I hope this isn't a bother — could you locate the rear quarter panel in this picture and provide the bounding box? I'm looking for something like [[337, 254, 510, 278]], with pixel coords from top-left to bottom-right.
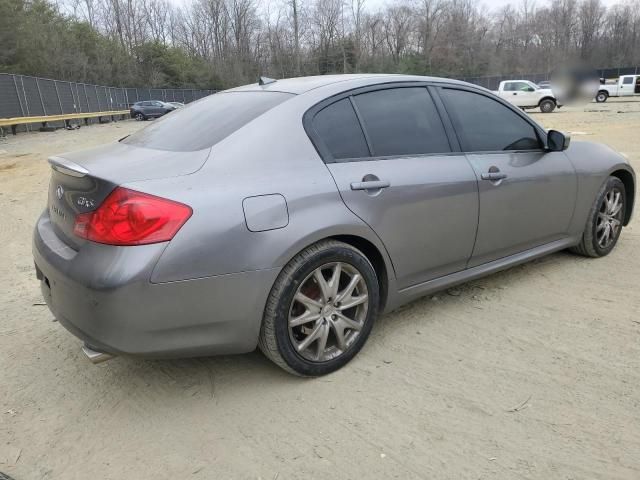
[[122, 89, 396, 291]]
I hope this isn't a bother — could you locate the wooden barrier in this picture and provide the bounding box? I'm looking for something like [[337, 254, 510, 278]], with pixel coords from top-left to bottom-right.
[[0, 110, 130, 135]]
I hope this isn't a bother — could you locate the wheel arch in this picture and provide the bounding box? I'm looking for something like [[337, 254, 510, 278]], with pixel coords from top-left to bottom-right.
[[330, 234, 390, 312], [611, 168, 635, 225], [273, 228, 394, 313], [538, 96, 556, 106]]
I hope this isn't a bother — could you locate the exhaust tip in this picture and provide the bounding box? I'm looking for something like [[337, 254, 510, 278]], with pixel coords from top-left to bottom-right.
[[82, 345, 115, 364]]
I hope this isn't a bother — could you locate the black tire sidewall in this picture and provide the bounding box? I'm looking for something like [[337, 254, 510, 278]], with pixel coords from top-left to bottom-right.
[[596, 92, 607, 103], [273, 246, 379, 376], [589, 177, 626, 256], [540, 99, 555, 113]]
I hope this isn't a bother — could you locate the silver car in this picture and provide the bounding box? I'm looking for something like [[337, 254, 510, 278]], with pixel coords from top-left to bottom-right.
[[33, 74, 635, 376]]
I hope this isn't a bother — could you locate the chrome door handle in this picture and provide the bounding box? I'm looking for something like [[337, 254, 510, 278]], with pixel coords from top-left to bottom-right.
[[481, 172, 507, 181], [350, 180, 390, 190]]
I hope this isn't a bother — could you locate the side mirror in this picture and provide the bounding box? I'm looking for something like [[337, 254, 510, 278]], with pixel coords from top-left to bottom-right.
[[527, 87, 535, 92], [547, 130, 570, 151]]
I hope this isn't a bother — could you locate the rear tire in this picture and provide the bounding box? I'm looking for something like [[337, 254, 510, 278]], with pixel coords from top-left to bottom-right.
[[570, 176, 626, 258], [134, 112, 145, 121], [539, 98, 556, 113], [595, 91, 608, 103], [259, 240, 379, 376]]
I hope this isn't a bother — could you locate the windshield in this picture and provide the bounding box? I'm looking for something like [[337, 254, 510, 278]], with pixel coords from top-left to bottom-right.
[[122, 91, 293, 152]]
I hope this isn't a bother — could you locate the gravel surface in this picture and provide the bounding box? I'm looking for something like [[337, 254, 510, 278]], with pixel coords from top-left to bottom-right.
[[1, 100, 639, 479]]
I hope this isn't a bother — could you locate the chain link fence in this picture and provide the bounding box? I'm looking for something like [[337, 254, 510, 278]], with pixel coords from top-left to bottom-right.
[[3, 66, 640, 127], [459, 66, 640, 90], [0, 73, 217, 127]]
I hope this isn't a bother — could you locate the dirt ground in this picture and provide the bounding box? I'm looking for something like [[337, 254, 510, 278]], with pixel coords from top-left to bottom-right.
[[1, 99, 639, 480]]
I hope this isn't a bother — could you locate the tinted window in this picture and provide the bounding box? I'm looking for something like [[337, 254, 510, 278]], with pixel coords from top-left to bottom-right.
[[504, 82, 534, 92], [440, 88, 541, 151], [353, 87, 450, 157], [623, 76, 634, 84], [313, 98, 370, 160], [123, 91, 292, 152]]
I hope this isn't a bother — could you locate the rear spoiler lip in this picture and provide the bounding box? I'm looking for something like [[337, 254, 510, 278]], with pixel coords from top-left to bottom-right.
[[48, 156, 89, 178]]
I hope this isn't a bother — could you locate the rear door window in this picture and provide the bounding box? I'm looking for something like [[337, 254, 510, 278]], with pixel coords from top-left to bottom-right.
[[352, 87, 451, 157], [440, 88, 541, 152], [312, 98, 370, 160], [123, 91, 293, 151]]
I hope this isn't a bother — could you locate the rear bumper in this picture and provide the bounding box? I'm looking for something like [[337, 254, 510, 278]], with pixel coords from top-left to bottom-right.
[[33, 212, 278, 358]]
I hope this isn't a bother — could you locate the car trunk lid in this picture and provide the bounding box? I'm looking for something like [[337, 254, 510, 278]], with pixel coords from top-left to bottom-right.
[[47, 142, 209, 249]]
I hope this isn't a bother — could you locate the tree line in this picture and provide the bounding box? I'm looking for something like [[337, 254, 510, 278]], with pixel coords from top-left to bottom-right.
[[1, 0, 639, 90]]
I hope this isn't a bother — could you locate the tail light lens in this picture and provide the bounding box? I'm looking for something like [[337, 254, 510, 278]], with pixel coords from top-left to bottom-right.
[[73, 187, 192, 246]]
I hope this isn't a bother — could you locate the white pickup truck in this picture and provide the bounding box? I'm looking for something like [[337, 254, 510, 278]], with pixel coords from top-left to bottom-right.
[[595, 75, 640, 102], [493, 80, 560, 113]]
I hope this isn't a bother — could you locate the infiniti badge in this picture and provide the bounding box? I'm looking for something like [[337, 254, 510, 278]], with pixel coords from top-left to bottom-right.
[[56, 185, 64, 200]]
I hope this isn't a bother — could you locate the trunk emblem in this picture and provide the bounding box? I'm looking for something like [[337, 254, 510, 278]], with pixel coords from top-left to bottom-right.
[[77, 196, 96, 208], [56, 185, 64, 199]]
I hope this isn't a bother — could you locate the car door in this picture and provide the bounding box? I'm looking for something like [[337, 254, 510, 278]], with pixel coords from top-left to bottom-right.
[[502, 82, 524, 107], [151, 101, 165, 116], [139, 101, 153, 116], [619, 76, 635, 97], [438, 86, 577, 267], [512, 81, 538, 106], [306, 85, 479, 289]]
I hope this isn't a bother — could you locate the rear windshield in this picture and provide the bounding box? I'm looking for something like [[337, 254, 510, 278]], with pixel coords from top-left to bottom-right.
[[122, 91, 293, 152]]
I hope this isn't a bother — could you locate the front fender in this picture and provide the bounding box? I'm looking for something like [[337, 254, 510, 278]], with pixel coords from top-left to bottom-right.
[[564, 141, 635, 234]]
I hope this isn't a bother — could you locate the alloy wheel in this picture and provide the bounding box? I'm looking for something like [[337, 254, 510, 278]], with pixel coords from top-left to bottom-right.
[[288, 262, 369, 362], [596, 187, 624, 249]]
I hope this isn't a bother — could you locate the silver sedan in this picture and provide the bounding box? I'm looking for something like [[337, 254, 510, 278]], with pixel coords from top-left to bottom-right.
[[33, 74, 635, 376]]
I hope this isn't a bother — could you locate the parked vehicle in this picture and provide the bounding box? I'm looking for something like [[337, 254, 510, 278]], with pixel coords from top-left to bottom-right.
[[595, 75, 640, 102], [129, 100, 176, 120], [494, 80, 560, 113], [34, 74, 635, 376]]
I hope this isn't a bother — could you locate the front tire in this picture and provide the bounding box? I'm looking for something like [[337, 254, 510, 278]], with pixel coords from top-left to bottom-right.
[[596, 91, 608, 103], [539, 98, 556, 113], [571, 176, 626, 257], [259, 240, 380, 376]]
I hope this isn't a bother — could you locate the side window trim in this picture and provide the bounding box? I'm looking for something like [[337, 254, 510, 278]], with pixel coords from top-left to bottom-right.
[[427, 85, 461, 152], [433, 85, 547, 154], [348, 95, 374, 157], [304, 82, 455, 163], [327, 150, 471, 164]]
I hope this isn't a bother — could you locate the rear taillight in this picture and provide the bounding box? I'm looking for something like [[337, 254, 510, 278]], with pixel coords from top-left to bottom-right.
[[73, 187, 192, 246]]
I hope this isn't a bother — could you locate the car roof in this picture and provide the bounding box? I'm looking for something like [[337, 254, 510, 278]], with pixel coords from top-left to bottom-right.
[[225, 74, 473, 95]]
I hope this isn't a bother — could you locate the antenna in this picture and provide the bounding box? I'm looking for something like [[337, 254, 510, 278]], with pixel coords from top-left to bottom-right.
[[258, 76, 277, 86]]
